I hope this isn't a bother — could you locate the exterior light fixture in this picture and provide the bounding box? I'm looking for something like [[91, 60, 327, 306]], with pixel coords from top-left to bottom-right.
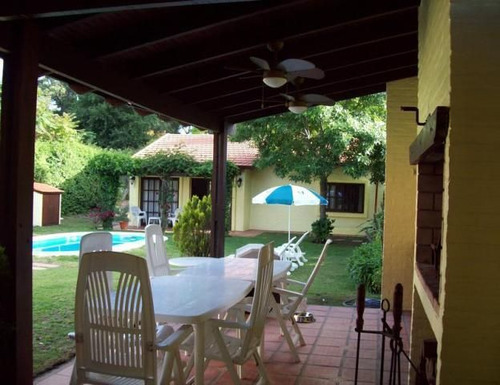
[[288, 101, 308, 114], [129, 176, 136, 185], [263, 70, 287, 88], [236, 177, 243, 188]]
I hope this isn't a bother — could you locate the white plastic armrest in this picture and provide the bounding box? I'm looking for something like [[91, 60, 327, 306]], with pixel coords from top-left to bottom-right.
[[273, 287, 303, 298], [284, 279, 307, 287], [156, 324, 193, 350], [210, 318, 250, 331]]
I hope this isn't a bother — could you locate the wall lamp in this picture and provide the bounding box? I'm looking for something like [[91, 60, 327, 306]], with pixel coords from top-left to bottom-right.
[[129, 176, 136, 185], [236, 177, 243, 188]]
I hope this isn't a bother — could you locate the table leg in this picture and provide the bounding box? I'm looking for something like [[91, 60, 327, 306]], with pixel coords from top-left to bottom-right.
[[194, 323, 205, 385]]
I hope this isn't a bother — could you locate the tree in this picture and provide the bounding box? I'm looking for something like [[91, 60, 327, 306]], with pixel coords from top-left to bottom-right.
[[232, 94, 386, 218], [38, 76, 181, 150]]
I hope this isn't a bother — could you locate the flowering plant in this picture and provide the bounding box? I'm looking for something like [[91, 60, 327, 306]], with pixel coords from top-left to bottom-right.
[[89, 207, 115, 230]]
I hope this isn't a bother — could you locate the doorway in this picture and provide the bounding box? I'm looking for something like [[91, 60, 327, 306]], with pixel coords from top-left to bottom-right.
[[191, 178, 210, 198]]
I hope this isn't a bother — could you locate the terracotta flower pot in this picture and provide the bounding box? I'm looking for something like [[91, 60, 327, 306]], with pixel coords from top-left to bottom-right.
[[119, 221, 129, 230]]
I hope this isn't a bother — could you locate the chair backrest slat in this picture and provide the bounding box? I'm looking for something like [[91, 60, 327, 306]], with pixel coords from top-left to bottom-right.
[[145, 224, 170, 276]]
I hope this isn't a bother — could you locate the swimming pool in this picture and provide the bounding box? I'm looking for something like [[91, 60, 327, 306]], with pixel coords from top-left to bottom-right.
[[33, 232, 146, 256]]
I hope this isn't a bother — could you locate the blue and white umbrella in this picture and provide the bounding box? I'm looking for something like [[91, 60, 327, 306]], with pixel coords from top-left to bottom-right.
[[252, 184, 328, 241]]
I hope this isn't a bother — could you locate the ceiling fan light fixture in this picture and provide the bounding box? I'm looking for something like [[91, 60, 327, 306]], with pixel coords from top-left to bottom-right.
[[288, 101, 308, 114], [263, 70, 287, 88]]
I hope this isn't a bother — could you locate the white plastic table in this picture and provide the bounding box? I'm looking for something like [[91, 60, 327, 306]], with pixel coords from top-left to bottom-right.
[[149, 275, 252, 385], [178, 257, 291, 282], [169, 256, 212, 268]]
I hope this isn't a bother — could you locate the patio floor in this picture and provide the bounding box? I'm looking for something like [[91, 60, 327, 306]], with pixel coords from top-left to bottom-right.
[[34, 305, 411, 385]]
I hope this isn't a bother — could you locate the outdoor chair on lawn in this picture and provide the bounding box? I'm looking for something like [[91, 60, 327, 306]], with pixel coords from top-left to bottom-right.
[[285, 231, 310, 266], [274, 236, 299, 272], [131, 206, 147, 227], [183, 242, 275, 385], [145, 224, 180, 277], [271, 239, 332, 359], [167, 207, 182, 228], [71, 251, 192, 385]]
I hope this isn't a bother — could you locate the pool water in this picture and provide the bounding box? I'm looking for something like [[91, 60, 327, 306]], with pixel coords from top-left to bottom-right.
[[33, 232, 146, 256]]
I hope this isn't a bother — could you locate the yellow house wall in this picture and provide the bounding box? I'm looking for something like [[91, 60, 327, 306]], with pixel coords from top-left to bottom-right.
[[231, 169, 252, 231], [383, 77, 418, 310], [241, 167, 379, 236], [416, 1, 500, 384], [32, 192, 43, 227]]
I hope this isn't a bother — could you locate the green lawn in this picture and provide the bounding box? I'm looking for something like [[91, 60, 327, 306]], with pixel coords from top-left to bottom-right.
[[32, 216, 361, 376]]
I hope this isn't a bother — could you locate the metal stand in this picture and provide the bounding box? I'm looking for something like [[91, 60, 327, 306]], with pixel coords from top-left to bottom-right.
[[354, 284, 421, 385]]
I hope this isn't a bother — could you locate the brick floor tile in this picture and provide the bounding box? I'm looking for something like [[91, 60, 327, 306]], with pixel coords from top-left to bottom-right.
[[342, 357, 378, 370], [307, 354, 342, 367], [301, 364, 340, 379], [312, 345, 343, 357], [340, 367, 377, 382], [298, 376, 339, 385]]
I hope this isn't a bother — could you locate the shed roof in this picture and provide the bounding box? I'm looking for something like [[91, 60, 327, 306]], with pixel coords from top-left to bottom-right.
[[33, 182, 63, 194], [134, 134, 258, 167]]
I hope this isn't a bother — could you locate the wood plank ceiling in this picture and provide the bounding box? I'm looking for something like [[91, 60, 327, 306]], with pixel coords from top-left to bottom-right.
[[0, 0, 419, 130]]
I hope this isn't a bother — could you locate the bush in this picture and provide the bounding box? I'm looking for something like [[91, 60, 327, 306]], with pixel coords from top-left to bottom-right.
[[310, 217, 335, 243], [347, 236, 382, 294], [173, 195, 211, 257]]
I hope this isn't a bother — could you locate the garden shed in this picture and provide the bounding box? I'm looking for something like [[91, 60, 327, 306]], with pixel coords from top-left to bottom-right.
[[33, 182, 63, 226]]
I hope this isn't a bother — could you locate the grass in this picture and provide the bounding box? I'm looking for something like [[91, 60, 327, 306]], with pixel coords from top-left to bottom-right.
[[32, 216, 363, 376]]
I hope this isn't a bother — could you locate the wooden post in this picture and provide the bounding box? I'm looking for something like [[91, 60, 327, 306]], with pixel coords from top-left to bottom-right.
[[210, 122, 229, 257], [0, 21, 39, 384]]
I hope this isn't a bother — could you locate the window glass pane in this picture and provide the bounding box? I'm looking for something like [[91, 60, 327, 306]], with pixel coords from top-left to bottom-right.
[[326, 183, 364, 213]]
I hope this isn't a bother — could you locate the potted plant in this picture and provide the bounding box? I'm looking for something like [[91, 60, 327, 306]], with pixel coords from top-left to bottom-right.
[[89, 207, 115, 230], [115, 206, 130, 230]]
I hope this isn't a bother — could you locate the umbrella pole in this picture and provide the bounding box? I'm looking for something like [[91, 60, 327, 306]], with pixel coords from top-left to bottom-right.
[[288, 205, 291, 242]]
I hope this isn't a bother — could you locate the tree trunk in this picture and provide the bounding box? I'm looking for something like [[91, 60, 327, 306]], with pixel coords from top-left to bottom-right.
[[159, 176, 170, 231], [319, 176, 328, 219]]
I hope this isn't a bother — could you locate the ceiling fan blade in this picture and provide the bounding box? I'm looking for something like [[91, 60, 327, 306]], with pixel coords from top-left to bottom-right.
[[250, 56, 270, 70], [277, 58, 315, 72], [290, 67, 325, 80], [280, 93, 296, 102], [301, 94, 335, 105]]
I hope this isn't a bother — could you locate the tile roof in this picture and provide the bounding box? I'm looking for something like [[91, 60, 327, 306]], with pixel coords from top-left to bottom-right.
[[134, 134, 258, 167], [33, 182, 63, 194]]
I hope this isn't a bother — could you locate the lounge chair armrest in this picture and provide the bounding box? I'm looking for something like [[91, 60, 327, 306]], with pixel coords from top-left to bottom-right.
[[156, 324, 193, 350], [210, 318, 250, 331], [273, 287, 303, 298], [284, 278, 306, 287]]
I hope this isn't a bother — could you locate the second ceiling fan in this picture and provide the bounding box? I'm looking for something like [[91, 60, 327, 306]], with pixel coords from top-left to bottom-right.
[[249, 41, 325, 88]]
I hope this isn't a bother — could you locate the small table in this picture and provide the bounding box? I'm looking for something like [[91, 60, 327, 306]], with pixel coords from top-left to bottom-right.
[[150, 275, 252, 385]]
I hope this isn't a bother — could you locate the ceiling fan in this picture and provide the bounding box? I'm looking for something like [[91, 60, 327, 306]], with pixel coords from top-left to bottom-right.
[[280, 93, 335, 113], [247, 41, 325, 88]]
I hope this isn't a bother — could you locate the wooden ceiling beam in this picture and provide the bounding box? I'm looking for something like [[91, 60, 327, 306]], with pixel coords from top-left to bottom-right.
[[129, 1, 418, 80], [159, 33, 417, 95], [0, 0, 262, 21], [38, 37, 221, 130]]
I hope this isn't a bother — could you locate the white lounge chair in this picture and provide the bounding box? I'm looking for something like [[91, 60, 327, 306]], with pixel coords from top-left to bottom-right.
[[274, 236, 299, 271], [79, 231, 112, 262], [71, 251, 192, 385], [284, 231, 310, 266], [131, 206, 147, 227]]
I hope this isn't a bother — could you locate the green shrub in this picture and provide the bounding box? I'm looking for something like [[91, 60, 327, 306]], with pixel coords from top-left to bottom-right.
[[347, 236, 382, 294], [310, 217, 335, 243], [173, 195, 211, 257]]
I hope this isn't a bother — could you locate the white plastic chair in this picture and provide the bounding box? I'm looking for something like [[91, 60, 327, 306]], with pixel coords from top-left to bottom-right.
[[167, 207, 181, 228], [71, 251, 192, 385], [79, 231, 113, 262], [131, 206, 147, 227], [274, 236, 298, 272], [284, 231, 311, 266], [145, 224, 178, 277], [271, 239, 332, 358], [184, 242, 275, 384]]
